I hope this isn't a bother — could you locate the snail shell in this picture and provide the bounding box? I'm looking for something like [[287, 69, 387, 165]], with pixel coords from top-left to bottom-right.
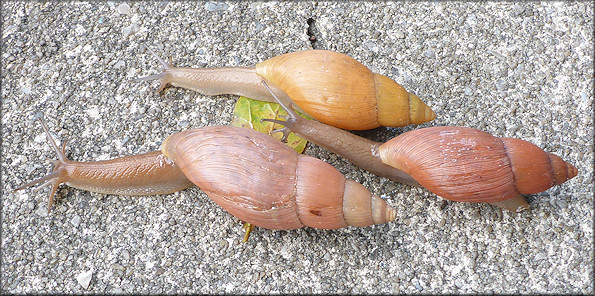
[[161, 126, 396, 229], [255, 50, 436, 130], [378, 127, 577, 206]]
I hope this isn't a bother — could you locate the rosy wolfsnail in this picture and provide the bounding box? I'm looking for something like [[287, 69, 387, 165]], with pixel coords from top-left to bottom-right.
[[261, 81, 578, 212], [133, 48, 436, 130], [15, 120, 396, 231]]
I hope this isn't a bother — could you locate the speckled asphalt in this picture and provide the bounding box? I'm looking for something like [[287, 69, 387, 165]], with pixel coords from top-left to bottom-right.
[[1, 1, 593, 294]]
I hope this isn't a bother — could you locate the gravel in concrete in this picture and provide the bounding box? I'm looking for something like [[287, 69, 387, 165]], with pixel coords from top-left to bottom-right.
[[2, 1, 593, 294]]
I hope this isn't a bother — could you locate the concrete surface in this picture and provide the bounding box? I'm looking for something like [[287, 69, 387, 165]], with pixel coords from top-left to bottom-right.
[[1, 1, 593, 294]]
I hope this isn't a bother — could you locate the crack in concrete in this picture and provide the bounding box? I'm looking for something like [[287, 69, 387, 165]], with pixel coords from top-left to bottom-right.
[[306, 17, 318, 49]]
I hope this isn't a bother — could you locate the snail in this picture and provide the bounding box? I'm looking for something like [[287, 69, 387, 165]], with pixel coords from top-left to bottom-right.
[[133, 48, 436, 130], [260, 81, 578, 212], [15, 120, 397, 232]]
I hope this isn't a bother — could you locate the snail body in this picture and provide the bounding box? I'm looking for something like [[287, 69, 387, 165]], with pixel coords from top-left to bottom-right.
[[161, 126, 396, 229], [16, 121, 396, 230], [13, 120, 194, 211], [134, 48, 435, 130], [262, 82, 578, 212]]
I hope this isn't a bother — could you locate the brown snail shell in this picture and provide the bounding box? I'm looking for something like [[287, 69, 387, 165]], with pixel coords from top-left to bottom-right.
[[378, 126, 577, 210], [161, 125, 396, 229]]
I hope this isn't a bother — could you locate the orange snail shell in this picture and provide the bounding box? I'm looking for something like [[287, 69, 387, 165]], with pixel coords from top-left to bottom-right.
[[255, 50, 436, 130], [161, 126, 396, 230], [378, 126, 578, 204]]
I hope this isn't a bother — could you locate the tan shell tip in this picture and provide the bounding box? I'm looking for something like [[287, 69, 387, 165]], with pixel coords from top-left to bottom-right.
[[548, 153, 579, 185], [427, 107, 437, 121], [371, 195, 397, 224], [408, 93, 436, 124], [386, 206, 397, 222]]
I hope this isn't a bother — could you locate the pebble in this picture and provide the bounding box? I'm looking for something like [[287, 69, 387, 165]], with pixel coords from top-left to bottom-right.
[[363, 41, 379, 53], [122, 249, 130, 261], [35, 206, 48, 217], [455, 279, 463, 289], [412, 279, 423, 292], [556, 199, 568, 209], [219, 239, 228, 250], [394, 30, 405, 39], [534, 252, 547, 261], [495, 79, 508, 91], [205, 2, 229, 12], [179, 120, 190, 129], [486, 225, 493, 233], [111, 287, 124, 293], [76, 270, 93, 289], [71, 215, 81, 228], [424, 49, 436, 59], [114, 60, 125, 69], [121, 23, 139, 39], [117, 3, 130, 15]]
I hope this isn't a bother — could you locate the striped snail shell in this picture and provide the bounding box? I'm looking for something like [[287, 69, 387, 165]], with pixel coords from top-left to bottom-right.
[[378, 126, 578, 211], [256, 50, 436, 130], [161, 125, 396, 229]]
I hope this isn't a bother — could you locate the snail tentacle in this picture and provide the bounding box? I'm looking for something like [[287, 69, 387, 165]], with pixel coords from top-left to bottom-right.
[[13, 118, 71, 212]]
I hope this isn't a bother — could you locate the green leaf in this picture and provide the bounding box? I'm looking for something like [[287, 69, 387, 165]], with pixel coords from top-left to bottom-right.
[[231, 96, 312, 154]]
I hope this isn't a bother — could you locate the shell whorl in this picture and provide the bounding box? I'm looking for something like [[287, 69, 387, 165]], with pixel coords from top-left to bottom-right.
[[161, 126, 396, 229], [500, 138, 578, 194], [378, 127, 577, 203]]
